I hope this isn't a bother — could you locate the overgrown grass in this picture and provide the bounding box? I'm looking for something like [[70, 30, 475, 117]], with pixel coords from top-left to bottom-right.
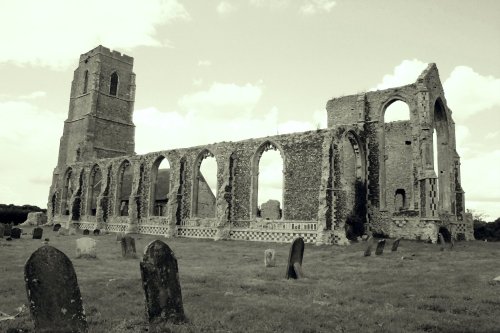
[[1, 227, 500, 332]]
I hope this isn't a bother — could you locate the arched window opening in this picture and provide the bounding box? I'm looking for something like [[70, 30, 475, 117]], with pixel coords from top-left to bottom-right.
[[382, 99, 412, 212], [394, 189, 406, 211], [51, 193, 58, 217], [152, 157, 171, 217], [343, 133, 366, 240], [110, 72, 119, 96], [61, 169, 73, 216], [117, 161, 132, 216], [83, 70, 89, 94], [89, 166, 102, 216], [71, 172, 84, 221], [193, 151, 217, 218], [384, 100, 410, 122], [257, 144, 283, 220], [433, 98, 451, 211]]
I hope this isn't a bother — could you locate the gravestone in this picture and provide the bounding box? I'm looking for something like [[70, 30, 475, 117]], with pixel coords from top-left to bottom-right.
[[286, 237, 304, 279], [261, 200, 281, 220], [375, 239, 386, 255], [58, 228, 68, 236], [24, 245, 88, 333], [4, 223, 12, 237], [11, 228, 21, 239], [76, 237, 97, 259], [121, 236, 137, 259], [438, 233, 446, 251], [93, 229, 100, 236], [140, 240, 187, 325], [264, 249, 276, 267], [116, 232, 124, 242], [82, 229, 89, 235], [0, 224, 4, 238], [32, 227, 43, 240], [69, 227, 77, 236], [53, 223, 61, 232], [391, 238, 401, 252], [364, 237, 374, 257]]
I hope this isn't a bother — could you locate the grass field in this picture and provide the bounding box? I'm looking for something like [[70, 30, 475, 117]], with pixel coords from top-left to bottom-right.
[[1, 226, 500, 333]]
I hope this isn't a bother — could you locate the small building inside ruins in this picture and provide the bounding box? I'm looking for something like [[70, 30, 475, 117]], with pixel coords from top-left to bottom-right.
[[47, 46, 474, 244]]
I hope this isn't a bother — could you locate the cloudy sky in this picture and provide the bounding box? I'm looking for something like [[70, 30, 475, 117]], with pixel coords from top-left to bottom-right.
[[0, 0, 499, 220]]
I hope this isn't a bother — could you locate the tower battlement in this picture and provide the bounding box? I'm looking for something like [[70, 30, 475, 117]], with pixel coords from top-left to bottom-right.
[[79, 45, 134, 65]]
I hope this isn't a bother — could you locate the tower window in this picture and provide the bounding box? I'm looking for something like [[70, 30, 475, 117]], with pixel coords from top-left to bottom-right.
[[83, 70, 89, 94], [110, 72, 119, 96]]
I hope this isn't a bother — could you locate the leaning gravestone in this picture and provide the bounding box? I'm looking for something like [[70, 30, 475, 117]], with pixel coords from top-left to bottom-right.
[[364, 237, 374, 257], [140, 240, 187, 325], [391, 238, 401, 252], [32, 227, 43, 240], [53, 223, 61, 232], [0, 224, 4, 238], [58, 228, 69, 236], [286, 237, 305, 279], [264, 249, 276, 267], [375, 239, 386, 255], [121, 236, 137, 259], [438, 233, 446, 251], [24, 245, 88, 333], [4, 223, 12, 237], [11, 227, 21, 239], [69, 227, 77, 236], [76, 237, 97, 259], [82, 229, 90, 235], [93, 229, 100, 236]]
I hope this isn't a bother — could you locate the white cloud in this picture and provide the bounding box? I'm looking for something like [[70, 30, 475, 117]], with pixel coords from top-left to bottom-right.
[[197, 60, 212, 67], [0, 101, 65, 207], [372, 59, 428, 91], [178, 82, 263, 118], [217, 1, 236, 15], [19, 91, 47, 100], [300, 0, 336, 15], [249, 0, 290, 9], [0, 0, 190, 69], [444, 66, 500, 122]]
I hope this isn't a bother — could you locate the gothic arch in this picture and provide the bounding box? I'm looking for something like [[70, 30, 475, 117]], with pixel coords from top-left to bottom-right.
[[150, 155, 173, 216], [115, 159, 132, 216], [87, 164, 102, 216], [250, 140, 286, 219], [61, 167, 73, 216], [191, 149, 218, 218], [109, 71, 119, 96], [433, 97, 452, 212]]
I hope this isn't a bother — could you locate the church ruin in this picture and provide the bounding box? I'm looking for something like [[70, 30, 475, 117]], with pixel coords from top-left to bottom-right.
[[47, 45, 474, 244]]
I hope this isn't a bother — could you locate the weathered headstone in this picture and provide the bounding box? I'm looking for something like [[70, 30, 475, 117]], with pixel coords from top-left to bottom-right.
[[364, 237, 374, 257], [32, 227, 43, 240], [375, 239, 386, 255], [116, 232, 124, 242], [76, 237, 97, 259], [121, 236, 137, 258], [391, 238, 401, 252], [264, 249, 276, 267], [93, 229, 100, 236], [53, 223, 61, 232], [69, 227, 77, 236], [4, 223, 12, 237], [24, 245, 88, 333], [261, 200, 281, 220], [58, 228, 68, 236], [0, 224, 4, 238], [438, 233, 446, 251], [82, 229, 89, 235], [11, 227, 21, 239], [140, 240, 187, 325], [286, 237, 305, 279]]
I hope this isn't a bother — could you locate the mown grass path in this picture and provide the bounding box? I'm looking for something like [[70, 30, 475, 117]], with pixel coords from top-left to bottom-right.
[[1, 227, 500, 332]]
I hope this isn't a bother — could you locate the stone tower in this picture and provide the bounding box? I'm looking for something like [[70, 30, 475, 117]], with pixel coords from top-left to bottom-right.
[[56, 45, 136, 170]]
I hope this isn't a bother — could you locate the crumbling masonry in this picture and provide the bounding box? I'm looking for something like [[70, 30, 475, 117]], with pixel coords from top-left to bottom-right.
[[47, 46, 474, 244]]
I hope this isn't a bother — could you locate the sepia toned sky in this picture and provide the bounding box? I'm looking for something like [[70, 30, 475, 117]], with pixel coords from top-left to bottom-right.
[[0, 0, 499, 220]]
